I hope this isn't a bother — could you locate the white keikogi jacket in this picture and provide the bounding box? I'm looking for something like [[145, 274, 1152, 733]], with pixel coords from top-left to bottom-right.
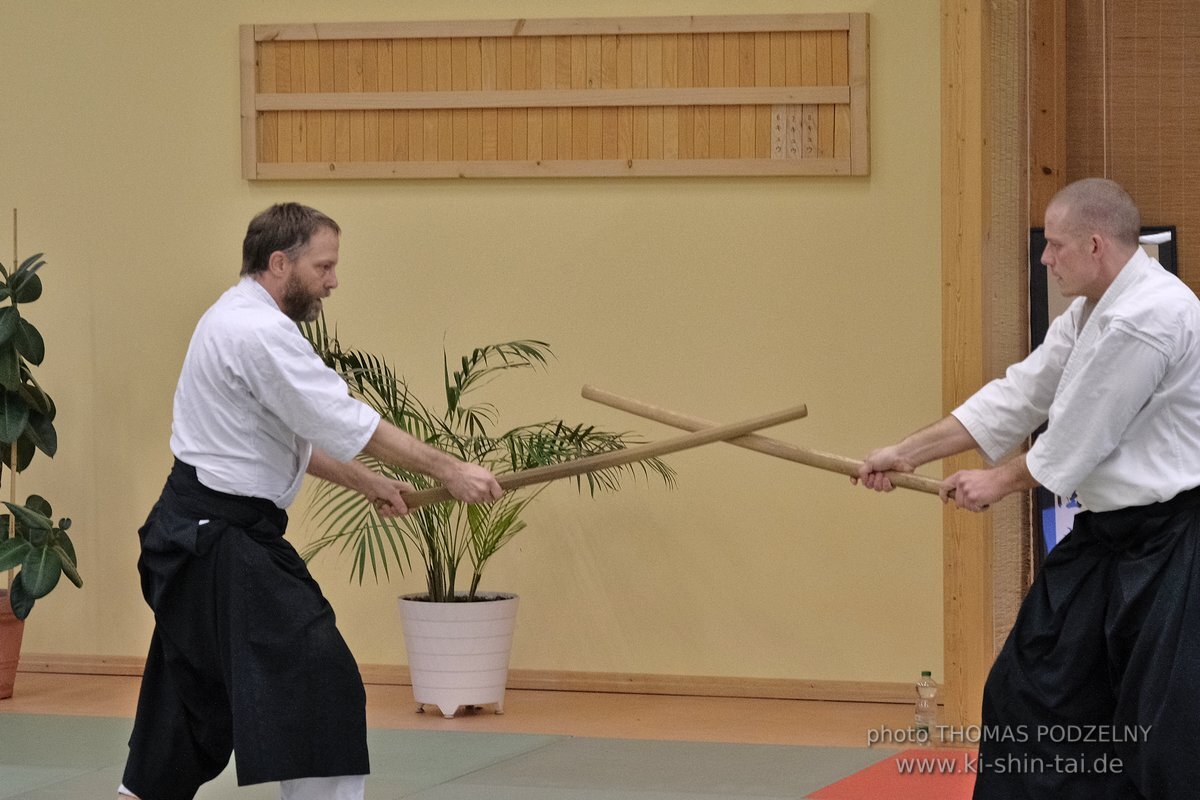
[[170, 276, 381, 509], [953, 247, 1200, 512]]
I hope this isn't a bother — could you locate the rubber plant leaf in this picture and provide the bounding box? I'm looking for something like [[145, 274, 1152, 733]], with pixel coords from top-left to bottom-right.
[[14, 318, 44, 365], [54, 527, 77, 565], [17, 253, 45, 273], [9, 573, 35, 620], [0, 345, 20, 391], [24, 495, 52, 517], [3, 501, 53, 531], [19, 543, 62, 599], [0, 390, 29, 443], [25, 411, 56, 457], [0, 537, 32, 571], [0, 307, 18, 347], [1, 434, 36, 472], [18, 379, 52, 416], [10, 272, 43, 304], [52, 544, 82, 588]]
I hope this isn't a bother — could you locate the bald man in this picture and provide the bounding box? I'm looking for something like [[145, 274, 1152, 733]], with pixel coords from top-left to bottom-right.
[[856, 178, 1200, 799]]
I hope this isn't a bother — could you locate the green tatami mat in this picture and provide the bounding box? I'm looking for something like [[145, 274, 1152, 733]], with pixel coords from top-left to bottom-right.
[[405, 737, 889, 800], [0, 714, 891, 799]]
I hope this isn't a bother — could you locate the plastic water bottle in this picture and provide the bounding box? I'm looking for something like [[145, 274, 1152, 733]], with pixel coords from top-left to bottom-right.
[[915, 670, 938, 735]]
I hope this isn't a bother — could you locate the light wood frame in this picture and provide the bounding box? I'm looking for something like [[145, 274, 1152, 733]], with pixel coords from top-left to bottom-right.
[[941, 0, 1031, 726], [239, 15, 869, 179]]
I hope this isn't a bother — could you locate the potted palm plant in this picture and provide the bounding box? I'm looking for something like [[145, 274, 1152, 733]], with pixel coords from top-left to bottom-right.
[[300, 315, 674, 717], [0, 245, 82, 698]]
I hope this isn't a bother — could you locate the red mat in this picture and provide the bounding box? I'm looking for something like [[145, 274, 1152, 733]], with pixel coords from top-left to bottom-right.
[[809, 748, 977, 800]]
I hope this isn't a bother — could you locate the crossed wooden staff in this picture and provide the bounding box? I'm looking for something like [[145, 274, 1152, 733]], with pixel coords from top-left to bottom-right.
[[400, 385, 942, 511]]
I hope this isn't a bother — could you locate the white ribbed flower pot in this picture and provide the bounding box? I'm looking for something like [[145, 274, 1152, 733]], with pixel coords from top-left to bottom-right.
[[398, 592, 519, 719]]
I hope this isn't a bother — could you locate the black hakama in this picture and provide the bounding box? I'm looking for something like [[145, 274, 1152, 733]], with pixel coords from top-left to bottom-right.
[[973, 485, 1200, 799], [121, 460, 369, 800]]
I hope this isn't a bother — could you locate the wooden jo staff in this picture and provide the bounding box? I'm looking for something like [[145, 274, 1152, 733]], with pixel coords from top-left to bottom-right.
[[399, 402, 809, 511], [581, 385, 945, 497]]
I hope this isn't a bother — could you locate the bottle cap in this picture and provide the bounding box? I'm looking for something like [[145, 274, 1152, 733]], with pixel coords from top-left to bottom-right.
[[921, 670, 932, 677]]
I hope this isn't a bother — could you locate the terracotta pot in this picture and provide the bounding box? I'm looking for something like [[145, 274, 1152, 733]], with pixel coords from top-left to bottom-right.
[[0, 589, 25, 699], [398, 592, 519, 719]]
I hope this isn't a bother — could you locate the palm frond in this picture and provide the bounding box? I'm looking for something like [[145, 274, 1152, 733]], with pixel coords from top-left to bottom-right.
[[465, 496, 531, 599], [299, 323, 673, 597], [302, 475, 412, 584], [444, 341, 553, 436], [493, 421, 678, 492]]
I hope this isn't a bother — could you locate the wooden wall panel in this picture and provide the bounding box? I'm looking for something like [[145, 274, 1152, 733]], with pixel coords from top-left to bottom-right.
[[1065, 0, 1200, 289], [1029, 0, 1067, 222], [241, 15, 869, 179]]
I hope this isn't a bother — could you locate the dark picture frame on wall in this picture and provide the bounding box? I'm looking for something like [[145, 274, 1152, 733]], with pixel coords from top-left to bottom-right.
[[1028, 225, 1178, 561]]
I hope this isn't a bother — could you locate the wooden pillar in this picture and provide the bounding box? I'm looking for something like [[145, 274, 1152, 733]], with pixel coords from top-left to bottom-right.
[[1030, 0, 1068, 221], [940, 0, 1030, 726]]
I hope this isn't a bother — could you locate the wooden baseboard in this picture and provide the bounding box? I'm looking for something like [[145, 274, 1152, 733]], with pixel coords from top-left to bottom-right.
[[17, 653, 911, 704], [17, 653, 146, 676]]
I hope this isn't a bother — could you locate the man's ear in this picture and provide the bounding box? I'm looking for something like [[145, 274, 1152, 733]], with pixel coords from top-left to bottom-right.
[[267, 249, 290, 276]]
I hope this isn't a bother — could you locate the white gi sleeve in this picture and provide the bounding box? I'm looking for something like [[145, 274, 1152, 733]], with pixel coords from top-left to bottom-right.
[[952, 308, 1077, 463], [241, 320, 382, 462]]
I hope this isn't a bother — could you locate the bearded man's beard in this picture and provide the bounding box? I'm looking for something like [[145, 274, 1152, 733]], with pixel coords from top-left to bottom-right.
[[281, 274, 323, 322]]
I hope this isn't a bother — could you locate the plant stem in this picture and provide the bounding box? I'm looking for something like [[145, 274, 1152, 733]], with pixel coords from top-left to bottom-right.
[[8, 441, 15, 513], [6, 209, 15, 594]]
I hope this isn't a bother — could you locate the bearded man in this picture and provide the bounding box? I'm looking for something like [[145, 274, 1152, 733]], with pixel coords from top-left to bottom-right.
[[120, 204, 503, 800]]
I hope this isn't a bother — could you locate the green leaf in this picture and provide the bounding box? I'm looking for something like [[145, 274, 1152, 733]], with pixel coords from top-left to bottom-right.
[[52, 544, 82, 588], [0, 307, 18, 347], [14, 319, 44, 365], [58, 517, 71, 531], [3, 501, 52, 531], [0, 514, 22, 541], [0, 435, 35, 472], [18, 380, 53, 416], [24, 495, 52, 517], [20, 543, 62, 598], [0, 390, 29, 443], [0, 537, 32, 571], [25, 411, 56, 457], [55, 528, 76, 562], [0, 345, 19, 391], [9, 573, 35, 620], [10, 272, 43, 304], [17, 253, 45, 273]]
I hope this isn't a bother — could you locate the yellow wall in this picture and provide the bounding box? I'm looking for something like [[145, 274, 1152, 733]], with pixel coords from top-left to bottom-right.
[[1, 0, 942, 683]]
